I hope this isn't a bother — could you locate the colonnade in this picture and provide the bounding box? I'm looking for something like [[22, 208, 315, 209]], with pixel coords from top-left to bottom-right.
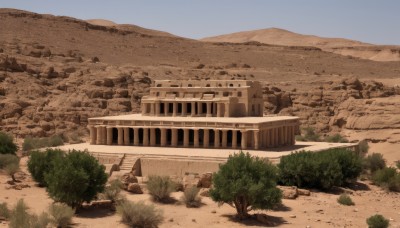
[[141, 101, 229, 117], [89, 125, 297, 150]]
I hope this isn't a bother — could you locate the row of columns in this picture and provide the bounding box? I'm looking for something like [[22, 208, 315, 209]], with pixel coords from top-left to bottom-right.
[[141, 101, 229, 117], [89, 125, 297, 150]]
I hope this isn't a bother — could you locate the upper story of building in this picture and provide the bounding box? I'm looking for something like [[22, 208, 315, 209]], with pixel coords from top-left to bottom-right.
[[140, 80, 264, 117]]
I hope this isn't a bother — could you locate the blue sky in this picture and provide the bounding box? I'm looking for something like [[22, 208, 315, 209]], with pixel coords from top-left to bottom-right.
[[1, 0, 399, 45]]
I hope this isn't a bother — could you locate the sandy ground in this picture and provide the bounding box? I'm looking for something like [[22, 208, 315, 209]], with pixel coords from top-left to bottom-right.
[[1, 157, 400, 228]]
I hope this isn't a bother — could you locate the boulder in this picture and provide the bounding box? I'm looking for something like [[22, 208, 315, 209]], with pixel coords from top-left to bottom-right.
[[127, 183, 143, 194], [120, 173, 138, 190], [298, 188, 311, 196], [197, 172, 213, 188], [278, 186, 298, 199]]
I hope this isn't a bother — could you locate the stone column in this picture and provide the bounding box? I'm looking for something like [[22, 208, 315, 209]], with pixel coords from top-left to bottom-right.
[[106, 127, 113, 145], [198, 102, 203, 115], [194, 129, 199, 147], [89, 126, 96, 145], [164, 102, 169, 116], [161, 128, 167, 146], [173, 102, 177, 117], [141, 103, 146, 115], [134, 128, 139, 146], [182, 102, 187, 116], [102, 126, 107, 144], [171, 129, 178, 147], [96, 126, 102, 145], [232, 130, 237, 149], [150, 103, 155, 115], [222, 130, 228, 148], [183, 129, 189, 147], [283, 126, 287, 145], [143, 128, 149, 146], [124, 127, 130, 145], [290, 126, 295, 145], [191, 102, 196, 117], [274, 128, 279, 147], [216, 103, 222, 117], [206, 102, 212, 117], [254, 130, 260, 150], [150, 128, 156, 146], [155, 102, 160, 116], [224, 103, 230, 117], [241, 130, 247, 150], [214, 130, 220, 148], [203, 129, 209, 147], [117, 127, 123, 145]]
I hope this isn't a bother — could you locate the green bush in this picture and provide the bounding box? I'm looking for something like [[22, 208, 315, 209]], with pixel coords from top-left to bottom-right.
[[337, 194, 354, 206], [395, 160, 400, 170], [366, 214, 389, 228], [372, 167, 400, 192], [295, 127, 320, 142], [117, 200, 163, 228], [27, 149, 64, 186], [0, 131, 18, 155], [147, 176, 176, 203], [364, 153, 386, 173], [278, 149, 362, 190], [22, 135, 64, 151], [325, 134, 349, 143], [210, 152, 282, 219], [0, 154, 19, 169], [48, 203, 75, 228], [0, 202, 10, 219], [45, 150, 108, 208], [182, 186, 202, 208]]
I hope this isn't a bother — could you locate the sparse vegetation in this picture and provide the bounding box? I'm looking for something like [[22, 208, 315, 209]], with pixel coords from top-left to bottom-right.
[[278, 148, 362, 190], [337, 194, 354, 206], [0, 154, 19, 169], [182, 186, 202, 208], [9, 199, 50, 228], [48, 203, 75, 228], [363, 153, 386, 173], [0, 202, 10, 220], [44, 150, 108, 208], [295, 127, 321, 142], [358, 140, 369, 155], [4, 162, 19, 182], [117, 200, 163, 228], [101, 179, 125, 205], [0, 131, 18, 155], [372, 167, 400, 192], [27, 149, 64, 186], [22, 135, 64, 151], [366, 214, 389, 228], [147, 175, 176, 203], [325, 133, 349, 143], [210, 152, 282, 219]]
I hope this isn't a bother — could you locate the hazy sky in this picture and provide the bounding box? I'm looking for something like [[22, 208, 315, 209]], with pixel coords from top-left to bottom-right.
[[1, 0, 399, 45]]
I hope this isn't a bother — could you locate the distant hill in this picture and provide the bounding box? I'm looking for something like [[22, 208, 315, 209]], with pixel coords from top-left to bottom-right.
[[202, 28, 400, 62]]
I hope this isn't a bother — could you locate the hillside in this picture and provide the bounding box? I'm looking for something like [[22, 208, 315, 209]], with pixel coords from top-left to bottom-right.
[[0, 8, 400, 162], [202, 28, 400, 62]]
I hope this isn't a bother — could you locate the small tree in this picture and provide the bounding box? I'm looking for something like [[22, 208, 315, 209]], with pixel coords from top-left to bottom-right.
[[45, 150, 108, 208], [27, 149, 64, 186], [0, 131, 18, 155], [210, 152, 282, 220]]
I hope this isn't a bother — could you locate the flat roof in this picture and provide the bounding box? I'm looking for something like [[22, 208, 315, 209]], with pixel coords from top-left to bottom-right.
[[89, 114, 299, 124]]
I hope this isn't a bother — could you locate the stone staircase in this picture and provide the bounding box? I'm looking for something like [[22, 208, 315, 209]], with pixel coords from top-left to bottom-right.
[[119, 154, 139, 172]]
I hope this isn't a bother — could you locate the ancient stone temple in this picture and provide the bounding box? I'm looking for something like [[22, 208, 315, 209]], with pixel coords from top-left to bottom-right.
[[88, 80, 300, 150]]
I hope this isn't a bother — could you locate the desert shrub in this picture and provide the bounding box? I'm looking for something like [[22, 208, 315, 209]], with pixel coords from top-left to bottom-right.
[[0, 131, 18, 155], [358, 140, 369, 155], [0, 154, 19, 169], [45, 150, 108, 208], [210, 152, 282, 219], [48, 203, 75, 228], [325, 134, 349, 143], [27, 149, 64, 186], [364, 153, 386, 173], [101, 179, 125, 204], [295, 127, 320, 142], [147, 175, 176, 203], [366, 214, 389, 228], [9, 199, 31, 228], [372, 167, 400, 192], [337, 194, 354, 206], [396, 160, 400, 170], [0, 202, 10, 219], [117, 200, 163, 228], [182, 186, 202, 208], [4, 162, 20, 182], [29, 212, 51, 228], [22, 135, 64, 151], [278, 148, 362, 190]]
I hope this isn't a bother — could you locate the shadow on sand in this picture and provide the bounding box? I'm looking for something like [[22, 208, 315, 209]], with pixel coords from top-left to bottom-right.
[[222, 213, 288, 227]]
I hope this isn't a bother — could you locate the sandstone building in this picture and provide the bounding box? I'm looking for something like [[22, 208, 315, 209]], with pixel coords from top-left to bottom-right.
[[88, 80, 300, 150]]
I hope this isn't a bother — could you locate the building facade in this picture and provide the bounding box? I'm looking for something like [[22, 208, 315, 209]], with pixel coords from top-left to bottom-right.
[[88, 80, 300, 150]]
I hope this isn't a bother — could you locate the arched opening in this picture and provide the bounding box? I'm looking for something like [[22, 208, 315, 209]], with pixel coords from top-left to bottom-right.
[[159, 103, 165, 114], [177, 129, 184, 146], [166, 129, 172, 146], [189, 129, 194, 146], [129, 128, 134, 144], [227, 130, 233, 147], [112, 128, 118, 144], [155, 128, 161, 146], [209, 129, 215, 146]]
